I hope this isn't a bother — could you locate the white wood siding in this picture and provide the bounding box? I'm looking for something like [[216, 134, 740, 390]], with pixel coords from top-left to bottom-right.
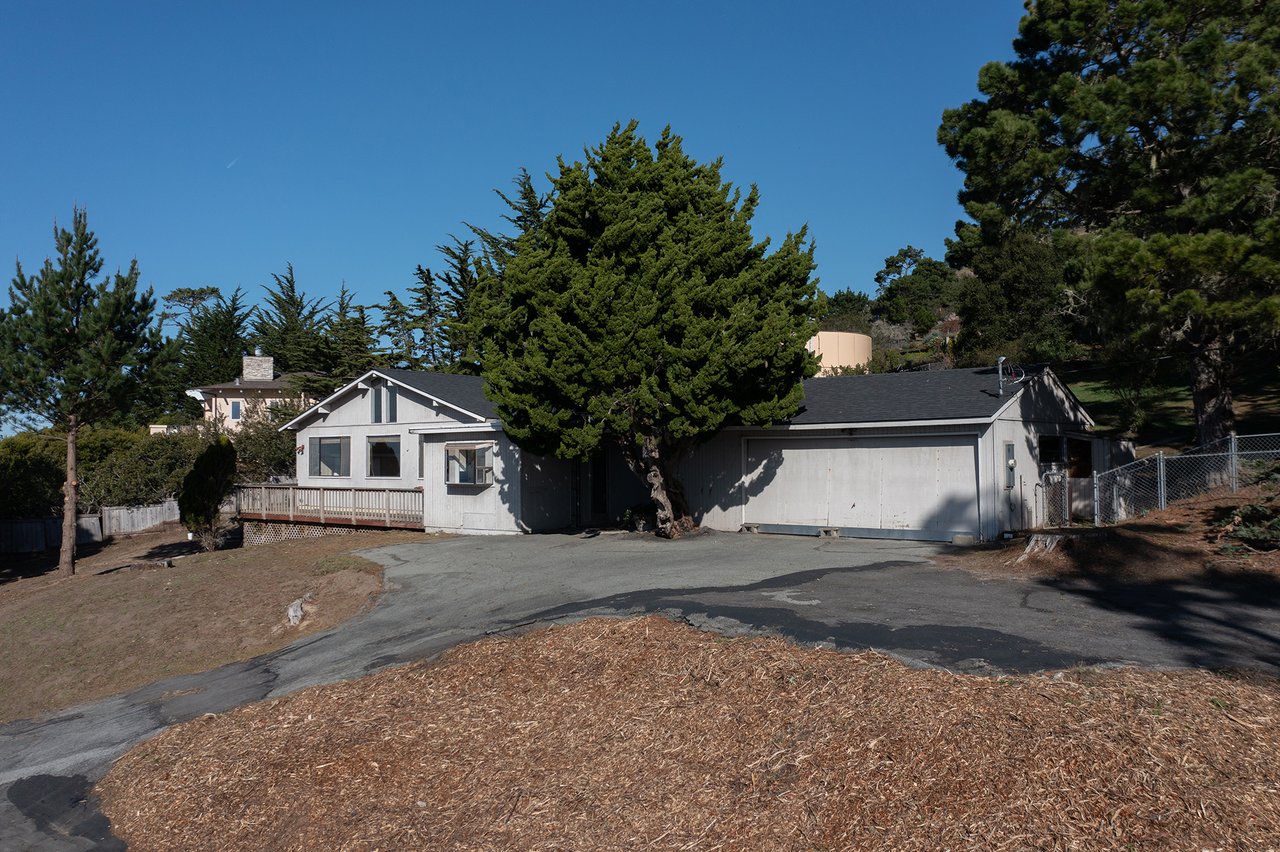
[[419, 431, 521, 534]]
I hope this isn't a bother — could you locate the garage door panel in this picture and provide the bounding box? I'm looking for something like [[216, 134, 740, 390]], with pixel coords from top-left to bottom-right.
[[745, 435, 979, 538], [744, 439, 831, 526]]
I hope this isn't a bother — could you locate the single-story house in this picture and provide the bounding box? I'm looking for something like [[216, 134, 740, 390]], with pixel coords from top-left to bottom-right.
[[265, 366, 1125, 543]]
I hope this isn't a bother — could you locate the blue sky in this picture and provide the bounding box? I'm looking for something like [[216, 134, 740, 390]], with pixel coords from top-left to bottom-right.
[[1, 1, 1024, 324]]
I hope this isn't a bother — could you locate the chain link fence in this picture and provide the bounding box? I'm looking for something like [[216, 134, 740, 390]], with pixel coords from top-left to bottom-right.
[[1040, 469, 1071, 527], [1094, 433, 1280, 526]]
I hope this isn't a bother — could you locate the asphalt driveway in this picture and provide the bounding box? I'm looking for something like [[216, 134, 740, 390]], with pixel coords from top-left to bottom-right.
[[5, 530, 1280, 849]]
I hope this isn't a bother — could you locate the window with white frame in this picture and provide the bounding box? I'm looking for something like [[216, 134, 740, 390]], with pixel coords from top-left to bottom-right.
[[310, 436, 350, 477], [368, 436, 401, 478], [446, 443, 493, 485]]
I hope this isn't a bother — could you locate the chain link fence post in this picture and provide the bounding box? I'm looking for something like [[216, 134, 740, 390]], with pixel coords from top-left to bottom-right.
[[1062, 473, 1070, 527], [1157, 451, 1167, 510], [1092, 470, 1099, 527], [1230, 431, 1239, 493]]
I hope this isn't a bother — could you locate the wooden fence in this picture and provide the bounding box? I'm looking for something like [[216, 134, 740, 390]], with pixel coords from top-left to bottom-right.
[[235, 485, 424, 529], [0, 516, 103, 555], [101, 499, 180, 536]]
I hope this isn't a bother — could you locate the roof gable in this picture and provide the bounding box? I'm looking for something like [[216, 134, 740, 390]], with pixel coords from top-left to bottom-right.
[[281, 370, 495, 431]]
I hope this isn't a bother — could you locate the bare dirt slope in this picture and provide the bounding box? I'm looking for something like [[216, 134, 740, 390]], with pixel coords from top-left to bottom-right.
[[0, 528, 434, 723]]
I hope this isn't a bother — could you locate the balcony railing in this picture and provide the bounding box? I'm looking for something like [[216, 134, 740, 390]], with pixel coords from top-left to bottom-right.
[[235, 485, 424, 530]]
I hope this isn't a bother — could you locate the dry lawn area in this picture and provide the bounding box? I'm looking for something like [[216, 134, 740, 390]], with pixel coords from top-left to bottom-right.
[[0, 528, 434, 723], [98, 615, 1280, 851]]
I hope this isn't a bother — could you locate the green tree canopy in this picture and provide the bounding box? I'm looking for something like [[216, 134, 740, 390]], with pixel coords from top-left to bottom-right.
[[181, 286, 254, 388], [946, 221, 1091, 366], [178, 435, 238, 551], [872, 245, 962, 337], [818, 289, 873, 334], [0, 210, 164, 574], [471, 122, 820, 537], [939, 0, 1280, 442], [252, 263, 330, 375], [325, 285, 383, 383]]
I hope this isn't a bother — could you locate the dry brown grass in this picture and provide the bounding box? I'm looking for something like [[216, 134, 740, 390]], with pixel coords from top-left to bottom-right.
[[0, 529, 435, 723], [97, 615, 1280, 851]]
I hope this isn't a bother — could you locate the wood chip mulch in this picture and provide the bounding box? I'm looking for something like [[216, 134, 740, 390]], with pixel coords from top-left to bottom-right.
[[96, 616, 1280, 850]]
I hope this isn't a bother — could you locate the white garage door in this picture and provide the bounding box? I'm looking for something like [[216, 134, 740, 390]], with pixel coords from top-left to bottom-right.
[[742, 435, 979, 540]]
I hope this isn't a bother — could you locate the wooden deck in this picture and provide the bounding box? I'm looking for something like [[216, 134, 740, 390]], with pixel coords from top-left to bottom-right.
[[235, 485, 424, 530]]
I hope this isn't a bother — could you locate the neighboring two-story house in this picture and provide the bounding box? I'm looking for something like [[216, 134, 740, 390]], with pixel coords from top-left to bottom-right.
[[186, 354, 314, 431]]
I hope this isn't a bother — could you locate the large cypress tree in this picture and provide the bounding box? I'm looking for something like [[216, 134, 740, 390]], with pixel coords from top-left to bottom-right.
[[472, 122, 819, 538], [0, 210, 164, 575], [939, 0, 1280, 443], [327, 285, 382, 382], [181, 286, 254, 388], [433, 238, 482, 371], [252, 264, 329, 375]]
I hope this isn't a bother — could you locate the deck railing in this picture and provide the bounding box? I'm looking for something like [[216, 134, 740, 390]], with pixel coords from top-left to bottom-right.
[[235, 485, 424, 529]]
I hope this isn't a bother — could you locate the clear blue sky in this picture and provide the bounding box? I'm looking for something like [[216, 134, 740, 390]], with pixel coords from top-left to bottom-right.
[[1, 1, 1024, 322]]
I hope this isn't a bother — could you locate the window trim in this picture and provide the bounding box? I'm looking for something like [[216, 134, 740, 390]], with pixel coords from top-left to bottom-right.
[[367, 435, 402, 479], [445, 442, 495, 487], [310, 436, 351, 478], [371, 385, 398, 425]]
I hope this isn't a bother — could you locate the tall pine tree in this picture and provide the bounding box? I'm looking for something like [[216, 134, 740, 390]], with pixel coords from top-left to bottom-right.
[[182, 287, 254, 388], [326, 285, 382, 382], [434, 238, 483, 371], [252, 264, 329, 375], [940, 0, 1280, 442], [0, 210, 164, 575]]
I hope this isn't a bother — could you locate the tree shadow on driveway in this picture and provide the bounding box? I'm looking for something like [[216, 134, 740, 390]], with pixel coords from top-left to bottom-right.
[[507, 561, 1105, 674], [1031, 518, 1280, 675]]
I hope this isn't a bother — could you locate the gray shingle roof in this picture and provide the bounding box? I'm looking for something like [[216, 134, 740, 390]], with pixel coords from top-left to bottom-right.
[[378, 366, 1025, 428], [790, 367, 1020, 425], [381, 370, 498, 420]]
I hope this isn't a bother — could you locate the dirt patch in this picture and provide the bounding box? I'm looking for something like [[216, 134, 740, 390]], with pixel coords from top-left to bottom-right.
[[937, 488, 1280, 583], [97, 615, 1280, 850], [0, 528, 438, 723]]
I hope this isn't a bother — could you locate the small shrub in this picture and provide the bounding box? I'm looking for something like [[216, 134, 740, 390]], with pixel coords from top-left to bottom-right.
[[178, 437, 238, 551], [1216, 495, 1280, 552]]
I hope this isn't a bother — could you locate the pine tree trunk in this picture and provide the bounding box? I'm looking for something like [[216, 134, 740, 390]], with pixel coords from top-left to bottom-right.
[[619, 435, 696, 539], [59, 416, 79, 577], [1189, 337, 1235, 446]]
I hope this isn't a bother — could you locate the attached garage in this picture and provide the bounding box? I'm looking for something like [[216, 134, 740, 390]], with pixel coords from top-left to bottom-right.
[[684, 366, 1113, 543], [741, 434, 980, 541]]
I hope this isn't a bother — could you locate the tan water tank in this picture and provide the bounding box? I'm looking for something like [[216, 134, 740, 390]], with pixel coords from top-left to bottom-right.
[[807, 331, 872, 375]]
